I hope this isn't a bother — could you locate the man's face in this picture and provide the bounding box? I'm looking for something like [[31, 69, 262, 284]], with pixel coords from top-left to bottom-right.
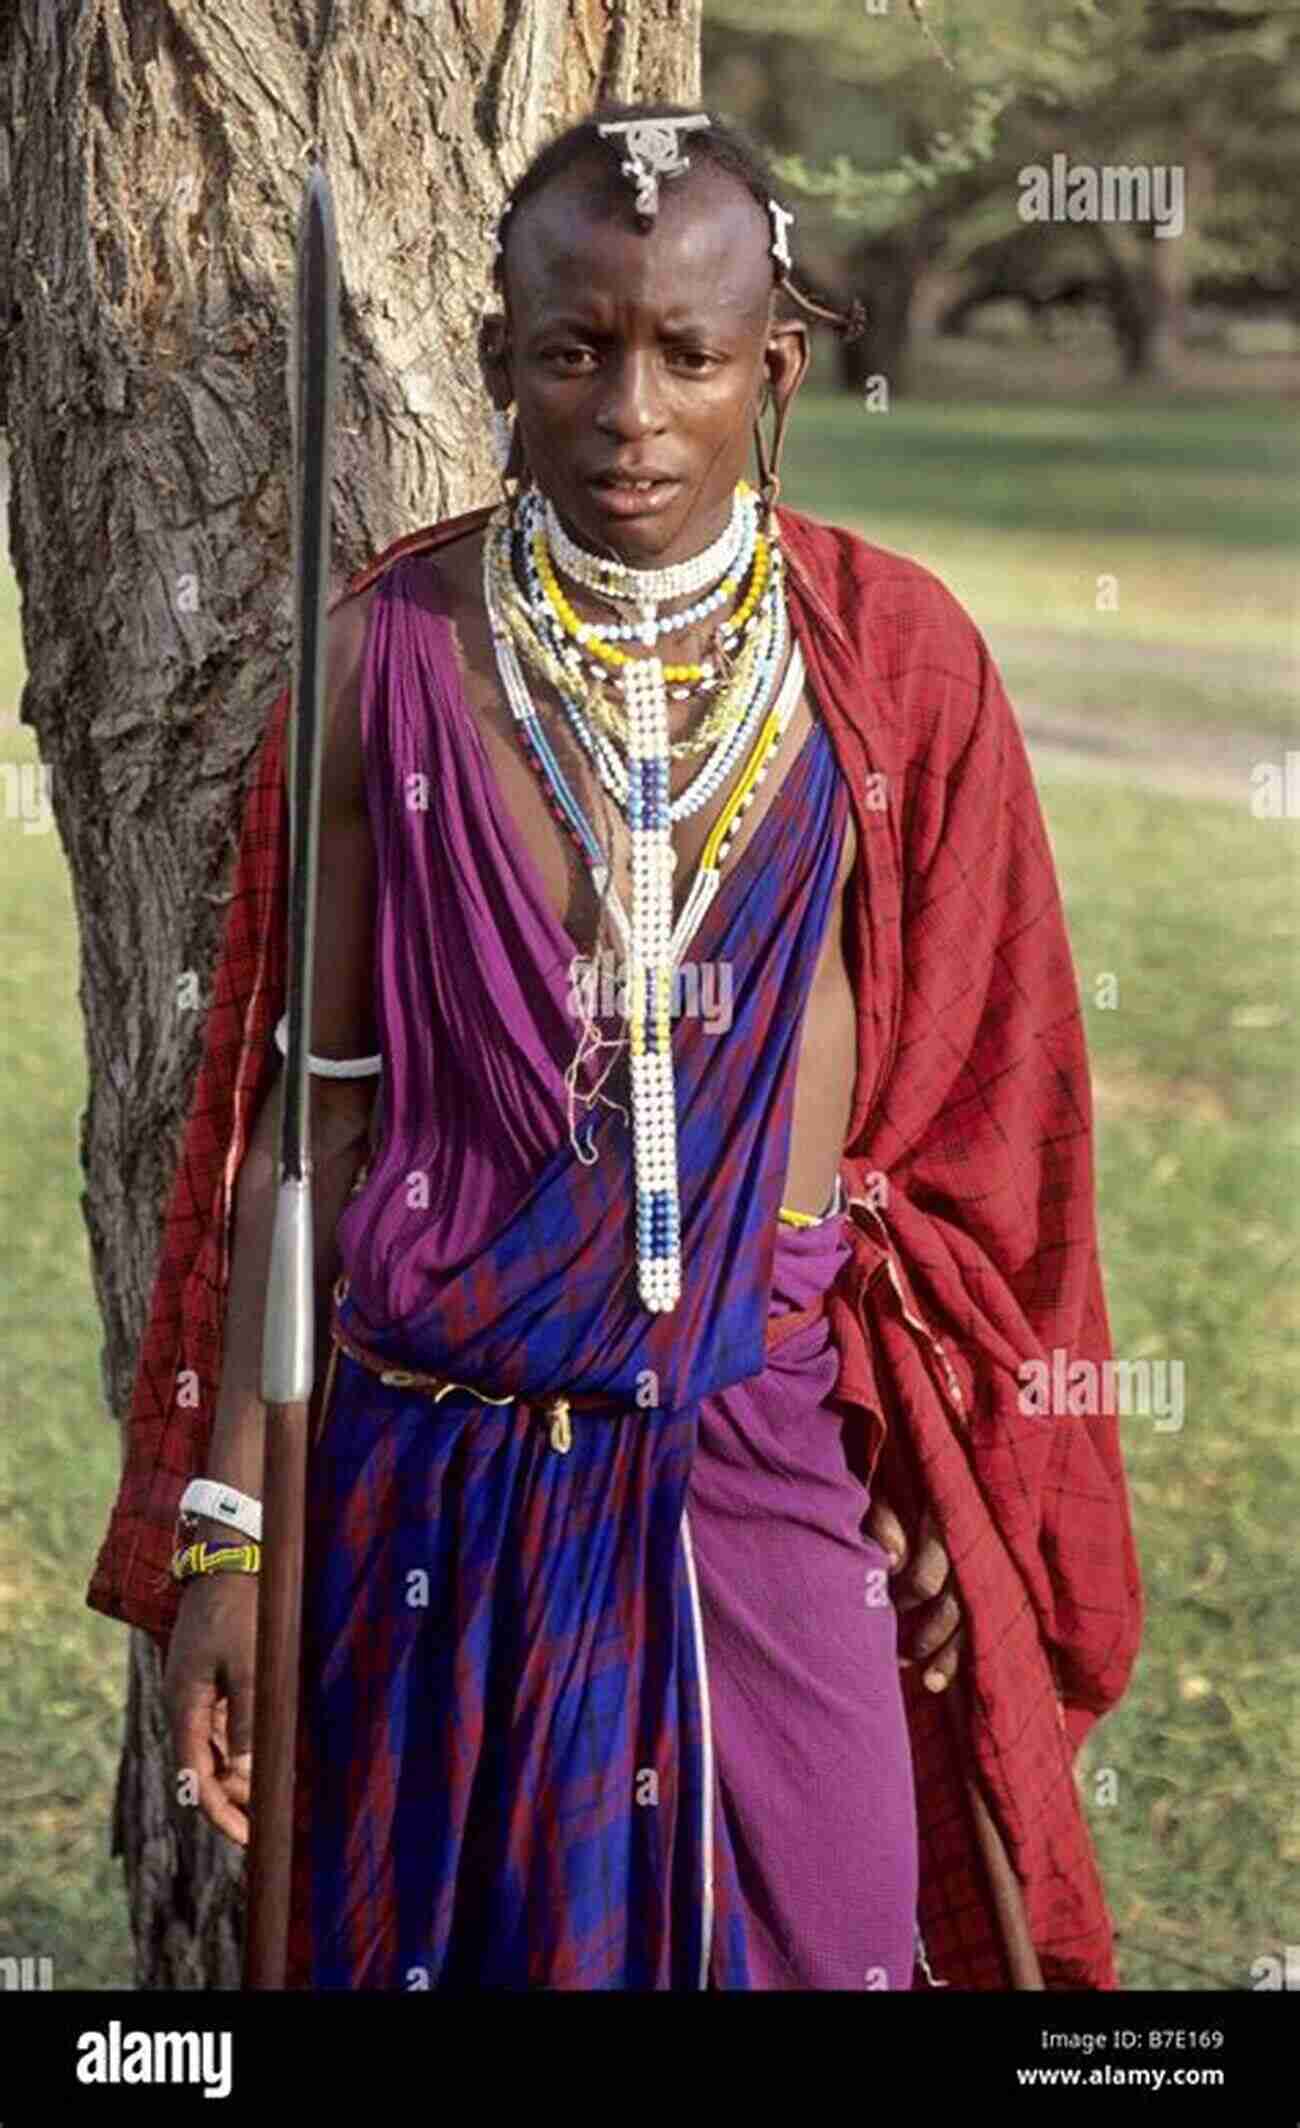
[[493, 157, 806, 566]]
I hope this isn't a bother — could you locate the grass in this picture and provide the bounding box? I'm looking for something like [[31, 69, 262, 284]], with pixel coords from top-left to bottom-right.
[[0, 709, 136, 1988], [1041, 779, 1300, 1990], [2, 360, 1297, 1991], [782, 373, 1300, 740]]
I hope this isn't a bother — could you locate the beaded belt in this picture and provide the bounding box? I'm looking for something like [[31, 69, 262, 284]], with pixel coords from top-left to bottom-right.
[[318, 1275, 831, 1456]]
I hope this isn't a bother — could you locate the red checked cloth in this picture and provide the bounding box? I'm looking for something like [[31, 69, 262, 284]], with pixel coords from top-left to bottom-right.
[[87, 501, 1143, 1991]]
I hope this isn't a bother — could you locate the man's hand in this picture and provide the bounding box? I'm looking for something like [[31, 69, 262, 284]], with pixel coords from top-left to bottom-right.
[[163, 1571, 259, 1846], [867, 1497, 964, 1692]]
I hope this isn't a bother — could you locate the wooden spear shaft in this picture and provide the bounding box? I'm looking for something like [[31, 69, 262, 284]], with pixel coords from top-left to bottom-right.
[[243, 159, 340, 1991]]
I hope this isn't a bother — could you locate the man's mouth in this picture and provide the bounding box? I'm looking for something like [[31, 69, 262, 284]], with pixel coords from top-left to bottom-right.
[[584, 473, 682, 518]]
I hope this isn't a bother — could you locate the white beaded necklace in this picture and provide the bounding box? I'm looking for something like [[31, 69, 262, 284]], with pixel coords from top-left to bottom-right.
[[543, 498, 758, 651], [481, 498, 805, 1315], [544, 484, 749, 615], [512, 488, 783, 826]]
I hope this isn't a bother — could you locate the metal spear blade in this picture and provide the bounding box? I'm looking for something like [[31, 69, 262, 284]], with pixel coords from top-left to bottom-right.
[[262, 160, 339, 1409]]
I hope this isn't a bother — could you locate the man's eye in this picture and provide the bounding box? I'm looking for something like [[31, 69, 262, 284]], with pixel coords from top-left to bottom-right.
[[546, 348, 597, 371], [668, 348, 719, 372]]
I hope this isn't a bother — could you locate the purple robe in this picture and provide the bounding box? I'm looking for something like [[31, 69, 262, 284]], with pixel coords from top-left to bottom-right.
[[285, 550, 917, 1989]]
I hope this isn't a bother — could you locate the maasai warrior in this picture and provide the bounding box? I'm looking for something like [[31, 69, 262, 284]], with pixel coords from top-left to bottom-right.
[[87, 102, 1143, 1990]]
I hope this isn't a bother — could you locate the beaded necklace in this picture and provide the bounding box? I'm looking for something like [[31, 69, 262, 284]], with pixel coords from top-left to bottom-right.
[[509, 512, 784, 816], [544, 482, 752, 643], [493, 557, 764, 764], [485, 495, 794, 899], [530, 496, 770, 692], [542, 487, 756, 654], [481, 494, 804, 1314]]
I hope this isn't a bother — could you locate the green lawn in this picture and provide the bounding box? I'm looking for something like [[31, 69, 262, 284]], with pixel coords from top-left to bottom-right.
[[0, 719, 136, 1989], [2, 375, 1297, 1991], [1044, 779, 1300, 1991], [783, 384, 1300, 740]]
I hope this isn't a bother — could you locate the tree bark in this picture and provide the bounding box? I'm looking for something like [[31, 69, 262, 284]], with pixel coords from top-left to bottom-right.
[[0, 0, 699, 1990], [837, 216, 945, 402], [1088, 224, 1168, 378], [837, 233, 919, 398]]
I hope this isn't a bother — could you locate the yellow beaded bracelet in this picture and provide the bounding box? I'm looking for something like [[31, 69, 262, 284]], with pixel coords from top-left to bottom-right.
[[171, 1537, 262, 1584]]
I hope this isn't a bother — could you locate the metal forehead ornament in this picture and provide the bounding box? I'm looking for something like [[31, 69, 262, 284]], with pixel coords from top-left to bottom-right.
[[596, 114, 711, 220]]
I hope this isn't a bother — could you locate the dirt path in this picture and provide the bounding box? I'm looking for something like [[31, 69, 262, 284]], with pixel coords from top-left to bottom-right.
[[1018, 698, 1290, 805], [993, 623, 1298, 804]]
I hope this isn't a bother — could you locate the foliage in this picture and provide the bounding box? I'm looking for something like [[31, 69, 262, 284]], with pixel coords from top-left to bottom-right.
[[705, 0, 1300, 294]]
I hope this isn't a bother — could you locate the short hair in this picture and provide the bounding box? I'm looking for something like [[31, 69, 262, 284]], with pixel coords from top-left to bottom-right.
[[492, 98, 864, 342]]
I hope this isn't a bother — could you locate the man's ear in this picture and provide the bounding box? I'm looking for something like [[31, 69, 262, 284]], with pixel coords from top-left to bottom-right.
[[478, 311, 513, 411], [764, 318, 810, 419]]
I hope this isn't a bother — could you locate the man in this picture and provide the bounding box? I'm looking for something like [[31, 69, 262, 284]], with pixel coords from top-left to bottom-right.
[[87, 101, 1142, 1990]]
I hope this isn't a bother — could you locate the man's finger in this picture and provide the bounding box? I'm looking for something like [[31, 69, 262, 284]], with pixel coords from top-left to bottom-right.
[[904, 1590, 963, 1662], [220, 1752, 254, 1810], [174, 1690, 250, 1847], [921, 1627, 964, 1693], [895, 1525, 950, 1605], [865, 1496, 908, 1568], [227, 1701, 255, 1761], [210, 1694, 254, 1793]]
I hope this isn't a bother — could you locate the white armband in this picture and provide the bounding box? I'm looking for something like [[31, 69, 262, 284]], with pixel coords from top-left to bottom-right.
[[178, 1478, 263, 1543], [273, 1010, 383, 1078]]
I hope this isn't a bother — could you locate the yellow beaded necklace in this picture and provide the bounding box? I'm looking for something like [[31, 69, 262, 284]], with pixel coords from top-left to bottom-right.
[[534, 526, 771, 687], [490, 538, 773, 762]]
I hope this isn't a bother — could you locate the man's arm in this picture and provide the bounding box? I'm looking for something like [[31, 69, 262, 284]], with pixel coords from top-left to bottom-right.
[[197, 582, 380, 1510], [163, 584, 380, 1845], [197, 583, 380, 1506]]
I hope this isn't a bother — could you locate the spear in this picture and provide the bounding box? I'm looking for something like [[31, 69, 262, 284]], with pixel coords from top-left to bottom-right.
[[243, 157, 339, 1991]]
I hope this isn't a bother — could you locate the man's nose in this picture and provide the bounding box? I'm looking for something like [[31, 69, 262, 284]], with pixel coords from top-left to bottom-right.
[[593, 351, 665, 440]]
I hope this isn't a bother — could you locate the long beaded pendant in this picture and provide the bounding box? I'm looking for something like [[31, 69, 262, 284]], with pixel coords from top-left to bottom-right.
[[623, 650, 681, 1311], [481, 498, 801, 1317]]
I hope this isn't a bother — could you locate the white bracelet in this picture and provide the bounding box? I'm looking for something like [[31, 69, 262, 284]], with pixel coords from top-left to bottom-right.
[[273, 1010, 383, 1078], [178, 1478, 263, 1544]]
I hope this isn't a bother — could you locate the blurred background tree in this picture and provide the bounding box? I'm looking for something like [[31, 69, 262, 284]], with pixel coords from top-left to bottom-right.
[[703, 0, 1300, 1999], [704, 0, 1300, 391]]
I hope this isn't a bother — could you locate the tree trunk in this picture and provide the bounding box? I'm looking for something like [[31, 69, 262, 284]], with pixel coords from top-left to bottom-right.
[[838, 235, 917, 397], [0, 0, 699, 1990], [1088, 136, 1205, 385], [1137, 138, 1210, 376], [1088, 224, 1159, 376], [837, 219, 942, 402]]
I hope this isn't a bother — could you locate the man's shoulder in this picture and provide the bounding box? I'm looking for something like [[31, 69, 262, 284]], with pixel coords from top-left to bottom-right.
[[779, 504, 999, 768], [339, 503, 496, 606], [778, 502, 984, 654]]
